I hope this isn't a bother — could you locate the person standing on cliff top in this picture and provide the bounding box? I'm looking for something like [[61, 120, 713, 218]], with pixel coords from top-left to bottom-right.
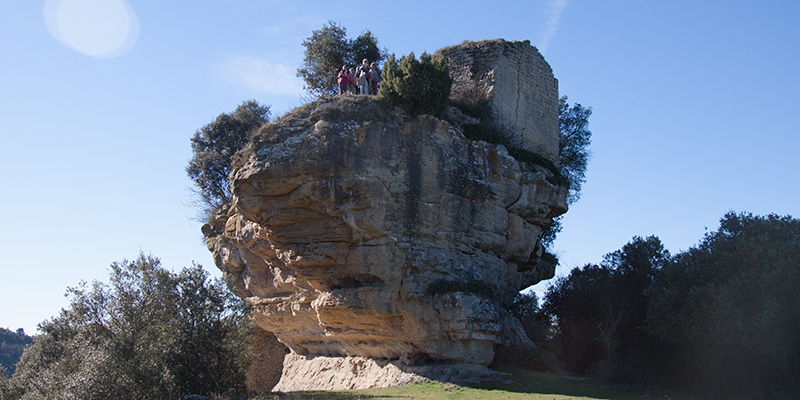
[[368, 62, 381, 95], [358, 59, 370, 95], [337, 65, 349, 95], [348, 67, 357, 93]]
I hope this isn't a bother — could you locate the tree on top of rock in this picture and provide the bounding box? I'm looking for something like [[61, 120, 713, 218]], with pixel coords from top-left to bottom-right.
[[187, 100, 270, 217], [380, 52, 452, 117], [298, 21, 386, 97]]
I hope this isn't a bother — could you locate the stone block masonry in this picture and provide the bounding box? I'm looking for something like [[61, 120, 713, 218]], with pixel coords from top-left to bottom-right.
[[436, 39, 560, 163]]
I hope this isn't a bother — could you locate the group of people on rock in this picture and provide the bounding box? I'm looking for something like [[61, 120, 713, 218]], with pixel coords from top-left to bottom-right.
[[338, 58, 381, 95]]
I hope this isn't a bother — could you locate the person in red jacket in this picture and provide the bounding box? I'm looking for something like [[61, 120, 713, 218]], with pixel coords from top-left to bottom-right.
[[337, 65, 349, 95], [348, 67, 357, 93]]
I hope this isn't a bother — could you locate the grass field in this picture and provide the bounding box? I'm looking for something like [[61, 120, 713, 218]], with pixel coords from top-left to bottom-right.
[[255, 367, 693, 400]]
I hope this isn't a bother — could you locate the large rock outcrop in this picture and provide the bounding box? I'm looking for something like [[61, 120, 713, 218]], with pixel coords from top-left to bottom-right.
[[202, 40, 567, 391]]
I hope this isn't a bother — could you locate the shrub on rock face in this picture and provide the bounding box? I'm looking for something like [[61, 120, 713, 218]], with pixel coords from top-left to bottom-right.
[[380, 52, 452, 117]]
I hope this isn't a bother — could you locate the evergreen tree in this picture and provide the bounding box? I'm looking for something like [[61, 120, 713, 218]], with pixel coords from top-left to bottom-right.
[[542, 236, 669, 375], [558, 96, 592, 205], [380, 52, 452, 116]]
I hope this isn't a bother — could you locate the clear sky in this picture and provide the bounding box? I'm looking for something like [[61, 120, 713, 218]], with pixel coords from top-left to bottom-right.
[[1, 0, 798, 334]]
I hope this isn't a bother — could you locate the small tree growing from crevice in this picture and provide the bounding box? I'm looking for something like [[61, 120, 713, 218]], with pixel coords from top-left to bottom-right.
[[558, 96, 592, 205], [541, 96, 592, 247], [380, 52, 452, 117]]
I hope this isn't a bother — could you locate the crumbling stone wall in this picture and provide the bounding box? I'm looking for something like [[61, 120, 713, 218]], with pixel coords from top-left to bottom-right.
[[436, 39, 559, 163]]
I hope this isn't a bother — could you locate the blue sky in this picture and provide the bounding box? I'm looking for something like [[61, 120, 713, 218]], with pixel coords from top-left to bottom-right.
[[1, 0, 798, 334]]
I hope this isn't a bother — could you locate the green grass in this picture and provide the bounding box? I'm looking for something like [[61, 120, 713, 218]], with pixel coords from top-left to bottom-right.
[[254, 367, 693, 400]]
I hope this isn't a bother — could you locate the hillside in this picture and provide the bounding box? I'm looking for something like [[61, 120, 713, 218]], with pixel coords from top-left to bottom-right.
[[0, 328, 32, 376]]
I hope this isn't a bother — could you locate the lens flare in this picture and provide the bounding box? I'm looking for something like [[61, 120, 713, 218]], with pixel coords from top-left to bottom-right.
[[44, 0, 139, 58]]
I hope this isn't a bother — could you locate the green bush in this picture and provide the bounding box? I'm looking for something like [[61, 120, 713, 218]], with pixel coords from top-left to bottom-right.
[[380, 52, 452, 116], [8, 254, 252, 400]]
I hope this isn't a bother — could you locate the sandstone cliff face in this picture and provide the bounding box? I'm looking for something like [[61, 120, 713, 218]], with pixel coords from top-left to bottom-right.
[[202, 94, 567, 388]]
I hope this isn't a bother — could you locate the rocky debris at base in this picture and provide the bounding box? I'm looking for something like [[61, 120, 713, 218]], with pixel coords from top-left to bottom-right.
[[272, 353, 507, 392]]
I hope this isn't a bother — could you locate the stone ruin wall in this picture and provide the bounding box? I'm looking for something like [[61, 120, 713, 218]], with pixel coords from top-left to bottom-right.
[[436, 39, 560, 163]]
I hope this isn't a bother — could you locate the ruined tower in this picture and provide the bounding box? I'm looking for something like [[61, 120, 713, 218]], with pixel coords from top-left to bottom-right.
[[436, 39, 560, 163]]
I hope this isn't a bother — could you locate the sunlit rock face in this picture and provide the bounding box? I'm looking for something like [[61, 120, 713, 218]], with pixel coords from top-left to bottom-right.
[[202, 40, 566, 391]]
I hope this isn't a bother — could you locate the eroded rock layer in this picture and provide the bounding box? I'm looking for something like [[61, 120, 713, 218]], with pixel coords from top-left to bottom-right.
[[202, 95, 567, 391]]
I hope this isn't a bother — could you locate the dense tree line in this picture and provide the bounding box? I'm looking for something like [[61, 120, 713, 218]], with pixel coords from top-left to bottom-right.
[[649, 212, 800, 398], [514, 211, 800, 399], [1, 254, 252, 400]]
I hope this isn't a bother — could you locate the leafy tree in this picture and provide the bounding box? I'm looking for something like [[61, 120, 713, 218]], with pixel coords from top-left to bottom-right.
[[297, 21, 386, 96], [558, 96, 592, 205], [509, 291, 540, 322], [603, 236, 669, 346], [380, 52, 452, 116], [8, 254, 251, 400], [349, 30, 384, 68], [541, 97, 592, 247], [542, 263, 616, 372], [647, 212, 800, 398], [542, 236, 668, 375], [187, 100, 270, 216], [508, 292, 552, 346]]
